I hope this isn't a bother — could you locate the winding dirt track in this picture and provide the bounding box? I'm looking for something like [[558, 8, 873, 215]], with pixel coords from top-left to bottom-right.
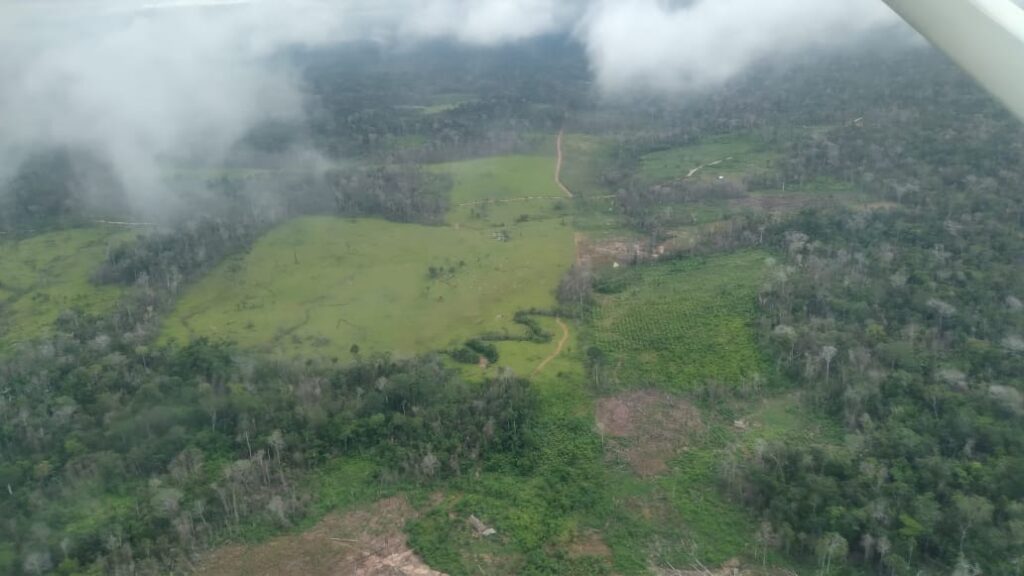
[[533, 317, 570, 376], [685, 157, 732, 178], [530, 130, 578, 376], [555, 129, 574, 198]]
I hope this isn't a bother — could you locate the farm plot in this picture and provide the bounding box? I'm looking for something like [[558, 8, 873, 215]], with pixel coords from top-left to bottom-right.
[[588, 250, 769, 390]]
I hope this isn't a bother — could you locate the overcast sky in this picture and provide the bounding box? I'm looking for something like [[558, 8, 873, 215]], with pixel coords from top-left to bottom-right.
[[0, 0, 907, 212]]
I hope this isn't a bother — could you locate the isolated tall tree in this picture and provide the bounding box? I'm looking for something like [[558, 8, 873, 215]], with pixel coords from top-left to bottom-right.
[[557, 263, 593, 314], [820, 345, 838, 388], [816, 532, 848, 575]]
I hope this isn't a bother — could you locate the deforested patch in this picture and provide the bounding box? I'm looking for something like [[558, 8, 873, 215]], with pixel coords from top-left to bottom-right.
[[196, 496, 445, 576], [595, 390, 704, 476]]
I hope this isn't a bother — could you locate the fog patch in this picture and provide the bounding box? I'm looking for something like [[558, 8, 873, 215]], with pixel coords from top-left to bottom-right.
[[0, 4, 315, 218], [579, 0, 903, 95], [0, 0, 910, 220]]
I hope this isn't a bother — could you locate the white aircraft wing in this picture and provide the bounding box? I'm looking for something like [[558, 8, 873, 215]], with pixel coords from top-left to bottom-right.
[[885, 0, 1024, 120]]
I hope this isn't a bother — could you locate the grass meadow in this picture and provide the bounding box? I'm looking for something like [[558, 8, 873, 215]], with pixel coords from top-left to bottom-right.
[[162, 214, 574, 360], [638, 134, 779, 185], [0, 226, 133, 347]]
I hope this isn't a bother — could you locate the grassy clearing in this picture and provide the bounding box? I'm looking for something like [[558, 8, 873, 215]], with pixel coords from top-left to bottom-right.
[[162, 215, 573, 360], [437, 155, 562, 205], [433, 154, 576, 231], [588, 250, 769, 391], [559, 133, 635, 239], [638, 134, 779, 185], [639, 133, 865, 201], [0, 227, 133, 348], [562, 133, 617, 198]]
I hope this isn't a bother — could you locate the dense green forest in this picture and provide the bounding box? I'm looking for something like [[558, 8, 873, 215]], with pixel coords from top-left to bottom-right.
[[1, 34, 1022, 576], [582, 47, 1024, 574]]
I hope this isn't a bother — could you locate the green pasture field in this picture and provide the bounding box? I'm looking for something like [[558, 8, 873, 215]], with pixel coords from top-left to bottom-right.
[[161, 215, 574, 360], [639, 133, 862, 200], [588, 250, 770, 391], [638, 134, 779, 185], [438, 155, 562, 205], [561, 133, 617, 198], [435, 154, 577, 231], [0, 226, 133, 348]]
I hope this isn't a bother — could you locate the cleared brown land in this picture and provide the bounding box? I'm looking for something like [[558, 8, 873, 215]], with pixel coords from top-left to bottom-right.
[[595, 390, 704, 476], [568, 530, 614, 560], [196, 497, 444, 576]]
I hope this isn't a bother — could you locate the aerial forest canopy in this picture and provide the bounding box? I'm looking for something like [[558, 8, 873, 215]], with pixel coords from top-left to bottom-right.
[[0, 25, 1021, 576]]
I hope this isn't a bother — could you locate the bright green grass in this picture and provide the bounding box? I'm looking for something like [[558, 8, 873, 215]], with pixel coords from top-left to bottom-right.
[[638, 134, 779, 185], [433, 154, 574, 231], [436, 155, 563, 205], [589, 250, 769, 390], [448, 197, 573, 233], [162, 216, 574, 359], [0, 227, 132, 347]]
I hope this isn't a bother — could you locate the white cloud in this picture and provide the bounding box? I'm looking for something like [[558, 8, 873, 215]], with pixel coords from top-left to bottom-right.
[[394, 0, 572, 45], [579, 0, 901, 94], [0, 0, 906, 214], [0, 4, 307, 212]]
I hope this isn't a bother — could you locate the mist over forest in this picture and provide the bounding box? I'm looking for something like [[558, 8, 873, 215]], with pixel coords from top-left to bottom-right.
[[0, 2, 1022, 576], [0, 0, 905, 222]]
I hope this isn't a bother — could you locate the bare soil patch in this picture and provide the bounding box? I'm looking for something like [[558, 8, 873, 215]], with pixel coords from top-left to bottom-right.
[[196, 497, 445, 576], [568, 530, 613, 559], [595, 390, 704, 476], [575, 228, 704, 269], [576, 235, 663, 268]]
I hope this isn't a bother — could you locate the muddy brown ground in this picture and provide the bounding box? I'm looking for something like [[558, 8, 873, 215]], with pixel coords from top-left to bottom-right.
[[595, 390, 704, 476], [568, 530, 614, 560], [196, 497, 444, 576]]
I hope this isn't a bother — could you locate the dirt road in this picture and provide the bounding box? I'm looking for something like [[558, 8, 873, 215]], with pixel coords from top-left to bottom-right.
[[555, 129, 574, 198], [533, 317, 570, 376], [686, 157, 732, 178]]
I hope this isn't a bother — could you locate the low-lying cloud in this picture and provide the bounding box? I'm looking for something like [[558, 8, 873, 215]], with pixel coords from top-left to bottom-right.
[[581, 0, 901, 94], [0, 0, 904, 214]]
